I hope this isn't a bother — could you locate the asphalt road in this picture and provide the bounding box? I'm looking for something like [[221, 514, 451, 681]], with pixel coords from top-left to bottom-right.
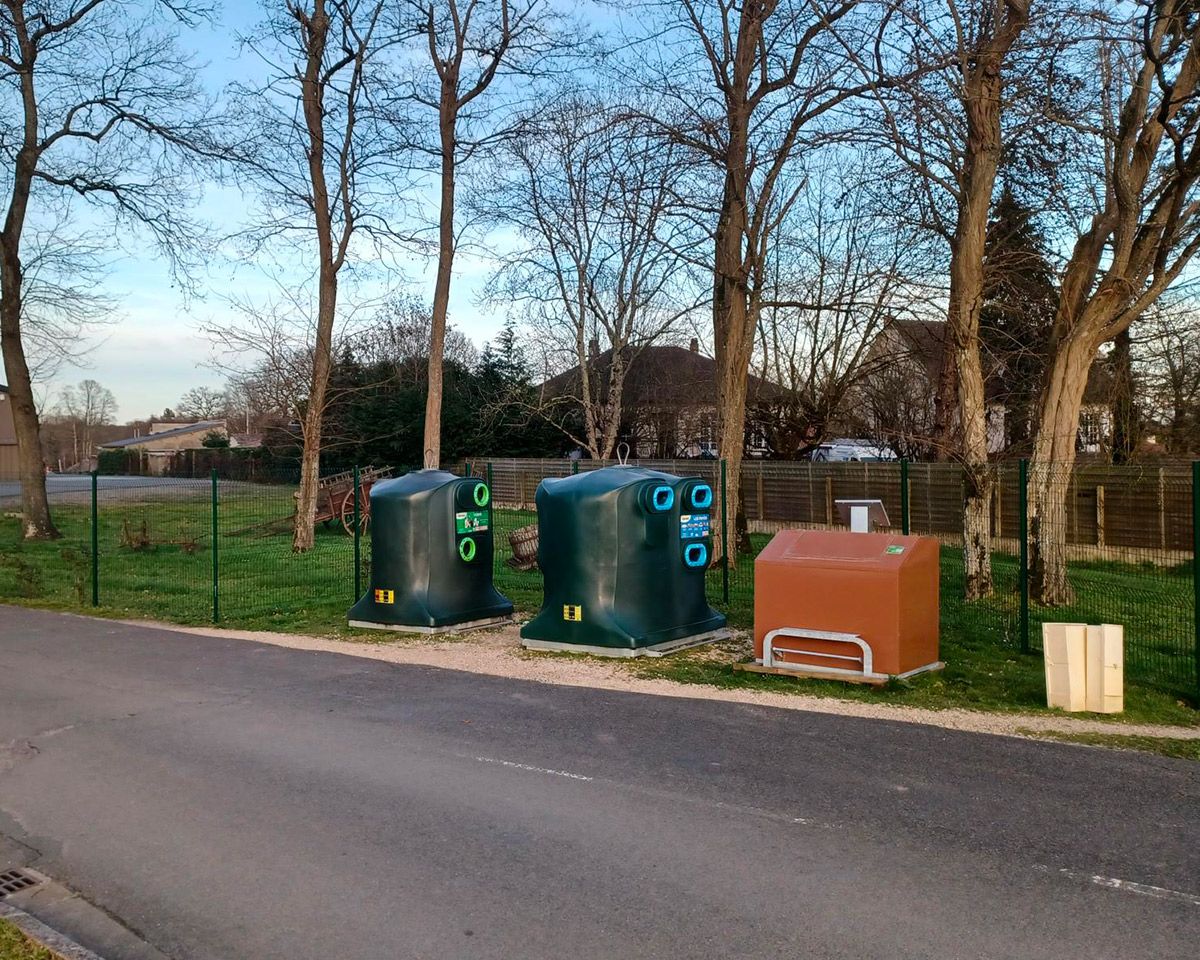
[[1, 606, 1198, 960], [0, 475, 212, 504]]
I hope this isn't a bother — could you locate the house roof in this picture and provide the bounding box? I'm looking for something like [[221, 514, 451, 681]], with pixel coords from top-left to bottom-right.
[[100, 420, 225, 449], [541, 344, 789, 407]]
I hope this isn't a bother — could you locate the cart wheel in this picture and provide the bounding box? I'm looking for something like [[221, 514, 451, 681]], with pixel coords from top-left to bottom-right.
[[340, 489, 369, 535]]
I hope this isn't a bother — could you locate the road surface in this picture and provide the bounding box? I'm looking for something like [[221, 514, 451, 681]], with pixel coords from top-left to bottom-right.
[[1, 606, 1197, 959], [0, 475, 212, 503]]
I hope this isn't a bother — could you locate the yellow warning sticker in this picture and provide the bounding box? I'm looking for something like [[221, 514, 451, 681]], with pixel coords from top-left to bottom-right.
[[562, 604, 583, 622], [374, 589, 395, 604]]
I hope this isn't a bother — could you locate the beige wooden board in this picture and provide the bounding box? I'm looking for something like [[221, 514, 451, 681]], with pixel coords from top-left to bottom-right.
[[1043, 623, 1087, 712]]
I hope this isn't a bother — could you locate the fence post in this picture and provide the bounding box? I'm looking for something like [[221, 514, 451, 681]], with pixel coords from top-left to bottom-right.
[[720, 458, 729, 604], [1019, 458, 1029, 655], [90, 470, 99, 606], [1193, 461, 1199, 698], [211, 469, 220, 624], [486, 463, 495, 563], [900, 459, 910, 535], [353, 464, 362, 602]]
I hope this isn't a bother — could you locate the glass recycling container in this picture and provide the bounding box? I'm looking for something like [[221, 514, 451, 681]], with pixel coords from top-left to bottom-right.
[[520, 466, 726, 656], [348, 469, 513, 632]]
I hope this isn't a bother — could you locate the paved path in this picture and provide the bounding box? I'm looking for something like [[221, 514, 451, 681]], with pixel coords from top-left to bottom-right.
[[0, 475, 212, 505], [1, 606, 1198, 960]]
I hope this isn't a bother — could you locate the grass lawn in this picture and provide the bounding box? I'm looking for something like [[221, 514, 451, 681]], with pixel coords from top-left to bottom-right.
[[0, 919, 55, 960], [2, 496, 1197, 727]]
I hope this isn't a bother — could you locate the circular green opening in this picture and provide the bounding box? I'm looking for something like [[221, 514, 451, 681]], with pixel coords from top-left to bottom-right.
[[458, 537, 477, 562], [473, 482, 490, 508]]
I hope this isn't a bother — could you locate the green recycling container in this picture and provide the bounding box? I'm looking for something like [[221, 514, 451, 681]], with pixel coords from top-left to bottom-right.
[[348, 469, 513, 631], [520, 465, 725, 653]]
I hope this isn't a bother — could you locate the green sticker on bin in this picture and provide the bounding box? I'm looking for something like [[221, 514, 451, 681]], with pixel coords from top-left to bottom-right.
[[885, 545, 905, 554], [456, 510, 489, 534]]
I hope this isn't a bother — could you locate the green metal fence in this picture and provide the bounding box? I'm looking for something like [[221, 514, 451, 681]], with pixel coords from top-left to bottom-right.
[[0, 457, 1195, 698], [479, 457, 1199, 697]]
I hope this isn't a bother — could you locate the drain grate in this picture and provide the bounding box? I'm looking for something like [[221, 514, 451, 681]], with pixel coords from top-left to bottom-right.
[[0, 869, 39, 899]]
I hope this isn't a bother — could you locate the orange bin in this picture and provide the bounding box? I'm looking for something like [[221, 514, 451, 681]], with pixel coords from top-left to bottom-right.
[[753, 530, 941, 680]]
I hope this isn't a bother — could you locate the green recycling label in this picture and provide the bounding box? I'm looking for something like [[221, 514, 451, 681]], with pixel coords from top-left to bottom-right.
[[456, 510, 489, 534], [885, 545, 905, 554]]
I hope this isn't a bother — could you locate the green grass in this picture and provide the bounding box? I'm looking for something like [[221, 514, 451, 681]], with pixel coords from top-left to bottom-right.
[[1015, 729, 1200, 761], [0, 919, 56, 960], [2, 497, 1197, 726]]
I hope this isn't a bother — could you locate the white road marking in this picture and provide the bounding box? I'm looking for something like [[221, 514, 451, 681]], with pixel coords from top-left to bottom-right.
[[1038, 866, 1200, 906], [475, 756, 593, 781]]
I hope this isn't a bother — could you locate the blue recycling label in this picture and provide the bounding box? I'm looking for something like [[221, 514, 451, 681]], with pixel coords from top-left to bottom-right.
[[680, 513, 710, 540]]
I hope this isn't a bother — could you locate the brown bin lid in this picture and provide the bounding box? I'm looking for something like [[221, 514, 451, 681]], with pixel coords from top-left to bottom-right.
[[755, 529, 923, 570]]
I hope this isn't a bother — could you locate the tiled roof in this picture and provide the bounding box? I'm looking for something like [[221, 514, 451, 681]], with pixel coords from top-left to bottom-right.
[[100, 420, 224, 449], [541, 344, 788, 405]]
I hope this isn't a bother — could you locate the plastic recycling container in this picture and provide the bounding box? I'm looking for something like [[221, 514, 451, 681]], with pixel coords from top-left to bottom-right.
[[520, 465, 726, 655], [348, 469, 513, 632]]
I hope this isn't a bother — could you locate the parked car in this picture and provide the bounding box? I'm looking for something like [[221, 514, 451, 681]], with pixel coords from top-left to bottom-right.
[[808, 439, 898, 462]]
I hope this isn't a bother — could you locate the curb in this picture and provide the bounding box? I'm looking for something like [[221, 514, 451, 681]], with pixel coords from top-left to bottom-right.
[[0, 900, 108, 960]]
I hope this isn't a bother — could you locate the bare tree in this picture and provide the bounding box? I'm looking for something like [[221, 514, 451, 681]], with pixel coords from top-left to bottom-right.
[[861, 0, 1034, 598], [482, 97, 702, 459], [203, 283, 383, 462], [1029, 0, 1200, 603], [1137, 302, 1200, 455], [0, 0, 220, 539], [628, 0, 915, 563], [404, 0, 568, 468], [18, 210, 114, 384], [751, 161, 935, 457], [230, 1, 410, 551], [55, 377, 116, 466], [176, 386, 228, 420]]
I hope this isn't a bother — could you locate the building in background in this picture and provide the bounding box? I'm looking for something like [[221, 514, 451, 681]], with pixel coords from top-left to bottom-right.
[[98, 420, 231, 475], [858, 319, 1115, 458], [0, 384, 17, 481], [540, 340, 788, 458]]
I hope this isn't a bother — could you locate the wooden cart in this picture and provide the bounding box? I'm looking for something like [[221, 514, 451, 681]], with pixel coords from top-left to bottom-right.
[[312, 466, 393, 534]]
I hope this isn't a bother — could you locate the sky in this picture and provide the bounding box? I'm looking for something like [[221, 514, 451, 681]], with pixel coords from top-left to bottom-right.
[[12, 3, 510, 423]]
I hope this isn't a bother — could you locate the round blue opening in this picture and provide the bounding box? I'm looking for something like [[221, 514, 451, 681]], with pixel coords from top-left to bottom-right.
[[684, 543, 707, 568], [690, 484, 713, 509], [651, 485, 675, 512]]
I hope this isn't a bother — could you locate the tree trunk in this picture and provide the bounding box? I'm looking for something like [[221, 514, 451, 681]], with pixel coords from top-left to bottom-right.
[[0, 290, 58, 540], [423, 93, 458, 470], [931, 345, 958, 461], [1110, 327, 1137, 464], [712, 167, 754, 568], [1028, 332, 1095, 604], [948, 239, 995, 598], [943, 0, 1030, 598], [0, 33, 57, 540], [291, 276, 336, 552], [291, 0, 338, 553]]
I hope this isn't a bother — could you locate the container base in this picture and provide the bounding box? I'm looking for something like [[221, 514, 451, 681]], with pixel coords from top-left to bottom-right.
[[521, 628, 731, 659], [348, 614, 514, 635], [734, 659, 945, 685]]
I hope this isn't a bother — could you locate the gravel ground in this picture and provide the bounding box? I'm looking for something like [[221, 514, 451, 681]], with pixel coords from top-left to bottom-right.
[[121, 618, 1200, 742]]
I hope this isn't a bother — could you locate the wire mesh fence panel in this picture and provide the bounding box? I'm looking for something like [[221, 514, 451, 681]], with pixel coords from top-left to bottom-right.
[[216, 468, 359, 629], [0, 476, 94, 607], [4, 457, 1195, 697], [1024, 463, 1195, 693], [91, 476, 214, 622]]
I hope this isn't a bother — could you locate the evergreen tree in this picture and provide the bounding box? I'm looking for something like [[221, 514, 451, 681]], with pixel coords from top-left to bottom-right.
[[980, 186, 1058, 453]]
